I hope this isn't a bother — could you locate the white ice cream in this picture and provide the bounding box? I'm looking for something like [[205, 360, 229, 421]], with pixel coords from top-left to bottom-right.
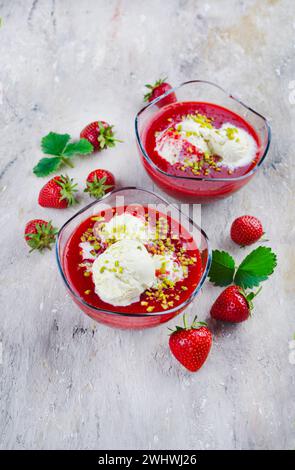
[[176, 118, 212, 154], [155, 135, 185, 165], [92, 239, 156, 306], [155, 116, 257, 170], [98, 213, 152, 243], [207, 123, 257, 170]]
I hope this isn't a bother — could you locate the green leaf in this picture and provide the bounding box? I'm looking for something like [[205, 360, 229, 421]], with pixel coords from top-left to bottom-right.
[[41, 132, 71, 156], [234, 246, 277, 289], [33, 157, 61, 177], [208, 250, 235, 286], [63, 138, 94, 157]]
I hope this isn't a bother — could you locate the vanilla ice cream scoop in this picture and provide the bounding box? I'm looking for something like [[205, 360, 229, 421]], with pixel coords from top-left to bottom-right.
[[208, 123, 257, 169], [155, 119, 210, 165], [155, 116, 257, 170], [155, 134, 185, 165], [92, 239, 156, 306]]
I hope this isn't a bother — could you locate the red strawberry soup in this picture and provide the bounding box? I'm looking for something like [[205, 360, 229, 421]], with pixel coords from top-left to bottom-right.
[[63, 206, 203, 314], [136, 97, 268, 202]]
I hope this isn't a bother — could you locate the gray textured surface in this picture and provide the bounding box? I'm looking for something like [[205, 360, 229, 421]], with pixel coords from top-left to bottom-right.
[[0, 0, 294, 450]]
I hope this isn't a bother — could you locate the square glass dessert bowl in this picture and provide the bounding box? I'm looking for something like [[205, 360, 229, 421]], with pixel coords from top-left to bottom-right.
[[56, 187, 211, 329], [135, 80, 271, 202]]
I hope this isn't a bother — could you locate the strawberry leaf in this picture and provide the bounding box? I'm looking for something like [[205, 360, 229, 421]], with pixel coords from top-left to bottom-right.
[[208, 250, 235, 286], [62, 138, 93, 157], [34, 133, 94, 177], [41, 132, 71, 156], [234, 246, 277, 289], [33, 157, 62, 177]]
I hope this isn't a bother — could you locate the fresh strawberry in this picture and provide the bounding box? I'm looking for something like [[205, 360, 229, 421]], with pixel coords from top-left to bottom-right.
[[84, 169, 115, 199], [80, 121, 121, 151], [169, 315, 212, 372], [210, 285, 261, 323], [231, 215, 263, 246], [144, 77, 176, 108], [24, 219, 58, 252], [38, 175, 78, 209]]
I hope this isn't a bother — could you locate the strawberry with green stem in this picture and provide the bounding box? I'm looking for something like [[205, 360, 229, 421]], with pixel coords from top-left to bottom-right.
[[80, 121, 122, 151], [210, 285, 262, 323], [24, 219, 58, 252], [169, 315, 212, 372], [38, 175, 78, 209], [144, 77, 176, 108], [84, 169, 115, 199], [231, 215, 264, 246]]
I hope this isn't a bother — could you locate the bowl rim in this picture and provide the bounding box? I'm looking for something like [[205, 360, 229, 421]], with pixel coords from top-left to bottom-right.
[[135, 79, 271, 182], [56, 186, 212, 318]]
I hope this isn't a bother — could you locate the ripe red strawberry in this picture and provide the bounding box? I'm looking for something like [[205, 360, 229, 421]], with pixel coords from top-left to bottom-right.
[[38, 175, 78, 209], [231, 215, 263, 246], [144, 77, 177, 108], [24, 219, 58, 252], [210, 285, 261, 323], [80, 121, 121, 151], [84, 169, 115, 199], [169, 315, 212, 372]]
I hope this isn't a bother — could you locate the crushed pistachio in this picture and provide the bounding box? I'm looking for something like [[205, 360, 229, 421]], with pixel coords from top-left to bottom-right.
[[187, 112, 214, 129], [146, 306, 155, 312], [225, 127, 238, 140]]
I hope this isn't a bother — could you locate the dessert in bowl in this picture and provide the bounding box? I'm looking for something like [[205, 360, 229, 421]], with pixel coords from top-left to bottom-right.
[[135, 80, 271, 202], [56, 188, 211, 329]]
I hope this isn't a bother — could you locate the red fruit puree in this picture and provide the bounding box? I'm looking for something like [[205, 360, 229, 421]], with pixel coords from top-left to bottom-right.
[[63, 206, 203, 314]]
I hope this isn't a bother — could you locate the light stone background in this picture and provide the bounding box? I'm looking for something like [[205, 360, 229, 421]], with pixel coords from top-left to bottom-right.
[[0, 0, 294, 450]]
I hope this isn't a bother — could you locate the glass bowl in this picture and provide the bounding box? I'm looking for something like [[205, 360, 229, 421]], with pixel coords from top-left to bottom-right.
[[56, 187, 211, 329], [135, 80, 271, 203]]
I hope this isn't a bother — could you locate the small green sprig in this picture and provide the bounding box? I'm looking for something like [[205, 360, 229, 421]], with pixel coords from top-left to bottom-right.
[[208, 246, 277, 289], [33, 132, 94, 177]]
